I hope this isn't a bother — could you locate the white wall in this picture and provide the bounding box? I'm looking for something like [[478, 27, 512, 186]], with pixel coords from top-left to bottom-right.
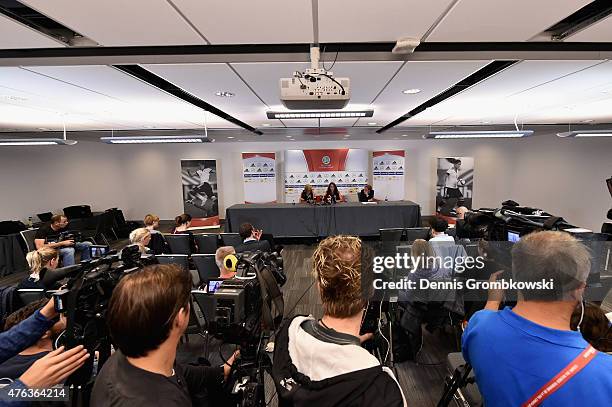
[[0, 132, 610, 231]]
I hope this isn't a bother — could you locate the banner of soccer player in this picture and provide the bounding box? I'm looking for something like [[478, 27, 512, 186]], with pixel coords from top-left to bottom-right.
[[242, 153, 277, 203], [284, 149, 368, 202], [435, 157, 474, 216], [180, 160, 219, 227], [372, 150, 405, 201]]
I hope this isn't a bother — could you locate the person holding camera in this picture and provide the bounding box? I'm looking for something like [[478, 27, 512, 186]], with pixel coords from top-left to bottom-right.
[[91, 263, 237, 406], [34, 214, 91, 266], [462, 231, 612, 406], [0, 299, 67, 379], [272, 235, 406, 407], [0, 297, 90, 398]]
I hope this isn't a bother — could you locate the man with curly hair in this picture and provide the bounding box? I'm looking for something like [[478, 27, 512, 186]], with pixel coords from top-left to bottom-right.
[[272, 235, 406, 406]]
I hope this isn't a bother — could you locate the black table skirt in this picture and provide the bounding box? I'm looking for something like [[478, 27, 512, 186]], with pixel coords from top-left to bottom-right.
[[226, 201, 421, 238], [0, 233, 27, 277]]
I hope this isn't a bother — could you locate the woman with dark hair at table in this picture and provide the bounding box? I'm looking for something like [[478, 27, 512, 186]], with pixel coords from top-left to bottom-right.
[[172, 213, 197, 253], [324, 182, 344, 204]]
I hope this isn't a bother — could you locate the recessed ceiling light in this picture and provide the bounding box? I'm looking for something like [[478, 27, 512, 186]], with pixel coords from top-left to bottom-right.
[[582, 119, 594, 123], [100, 135, 210, 144], [402, 88, 421, 94], [0, 95, 28, 102], [227, 136, 234, 139], [481, 121, 491, 124], [267, 110, 373, 119], [557, 130, 612, 138], [285, 135, 292, 138], [0, 138, 77, 146], [368, 122, 377, 126], [402, 134, 409, 137], [344, 134, 350, 137], [215, 91, 235, 97], [424, 130, 533, 139]]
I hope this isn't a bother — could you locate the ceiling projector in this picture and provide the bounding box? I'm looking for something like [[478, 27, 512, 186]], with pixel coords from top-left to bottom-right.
[[280, 47, 350, 110]]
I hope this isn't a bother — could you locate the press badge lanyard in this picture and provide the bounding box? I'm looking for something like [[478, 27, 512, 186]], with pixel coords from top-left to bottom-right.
[[521, 345, 598, 407]]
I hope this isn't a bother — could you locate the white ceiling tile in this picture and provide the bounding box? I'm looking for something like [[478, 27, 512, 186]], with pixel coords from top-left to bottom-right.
[[143, 63, 272, 126], [170, 0, 313, 44], [19, 0, 205, 46], [427, 0, 592, 42], [319, 0, 454, 42], [357, 61, 489, 126], [565, 15, 612, 42], [0, 66, 237, 131], [405, 60, 610, 126], [0, 14, 64, 49]]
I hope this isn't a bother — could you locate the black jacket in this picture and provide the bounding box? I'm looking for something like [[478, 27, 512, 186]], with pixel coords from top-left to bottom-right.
[[91, 351, 223, 407], [272, 316, 405, 407]]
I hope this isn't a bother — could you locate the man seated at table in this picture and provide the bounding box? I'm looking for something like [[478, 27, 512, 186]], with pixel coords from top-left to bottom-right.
[[34, 214, 91, 266], [236, 223, 271, 253], [358, 184, 376, 202]]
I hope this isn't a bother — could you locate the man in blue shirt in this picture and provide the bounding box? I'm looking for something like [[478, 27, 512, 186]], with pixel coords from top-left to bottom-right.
[[462, 231, 612, 406]]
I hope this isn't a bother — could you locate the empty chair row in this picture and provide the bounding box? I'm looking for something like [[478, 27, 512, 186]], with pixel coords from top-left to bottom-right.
[[160, 233, 243, 255]]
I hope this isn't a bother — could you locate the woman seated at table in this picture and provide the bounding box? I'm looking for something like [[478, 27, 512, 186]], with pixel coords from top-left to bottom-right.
[[173, 213, 197, 253], [324, 182, 344, 203], [18, 247, 59, 290], [299, 184, 315, 203]]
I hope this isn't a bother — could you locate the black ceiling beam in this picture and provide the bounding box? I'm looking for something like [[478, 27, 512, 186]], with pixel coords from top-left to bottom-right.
[[376, 60, 519, 134], [4, 42, 612, 59], [113, 65, 263, 135]]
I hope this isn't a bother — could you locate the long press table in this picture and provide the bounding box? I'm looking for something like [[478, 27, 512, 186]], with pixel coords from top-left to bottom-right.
[[225, 201, 421, 238]]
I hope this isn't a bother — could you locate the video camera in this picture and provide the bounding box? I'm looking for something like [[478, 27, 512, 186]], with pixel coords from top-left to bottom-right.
[[192, 250, 285, 406], [462, 202, 576, 241], [49, 245, 156, 388]]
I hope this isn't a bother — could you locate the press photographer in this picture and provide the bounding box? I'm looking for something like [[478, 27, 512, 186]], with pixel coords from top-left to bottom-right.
[[192, 249, 286, 406], [272, 235, 406, 407], [462, 231, 612, 406], [91, 263, 238, 407], [0, 297, 89, 399]]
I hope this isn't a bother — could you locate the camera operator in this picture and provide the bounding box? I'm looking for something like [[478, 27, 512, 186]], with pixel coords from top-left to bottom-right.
[[34, 215, 91, 266], [462, 231, 612, 406], [215, 246, 236, 279], [272, 235, 406, 406], [91, 263, 238, 406], [0, 297, 89, 395], [0, 299, 65, 379]]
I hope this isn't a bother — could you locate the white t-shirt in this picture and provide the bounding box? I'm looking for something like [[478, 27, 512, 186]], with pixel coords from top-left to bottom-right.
[[196, 168, 212, 184], [445, 168, 459, 189], [430, 233, 455, 242]]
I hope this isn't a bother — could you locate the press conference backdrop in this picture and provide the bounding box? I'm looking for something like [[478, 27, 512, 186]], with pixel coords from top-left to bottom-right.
[[284, 149, 368, 202]]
